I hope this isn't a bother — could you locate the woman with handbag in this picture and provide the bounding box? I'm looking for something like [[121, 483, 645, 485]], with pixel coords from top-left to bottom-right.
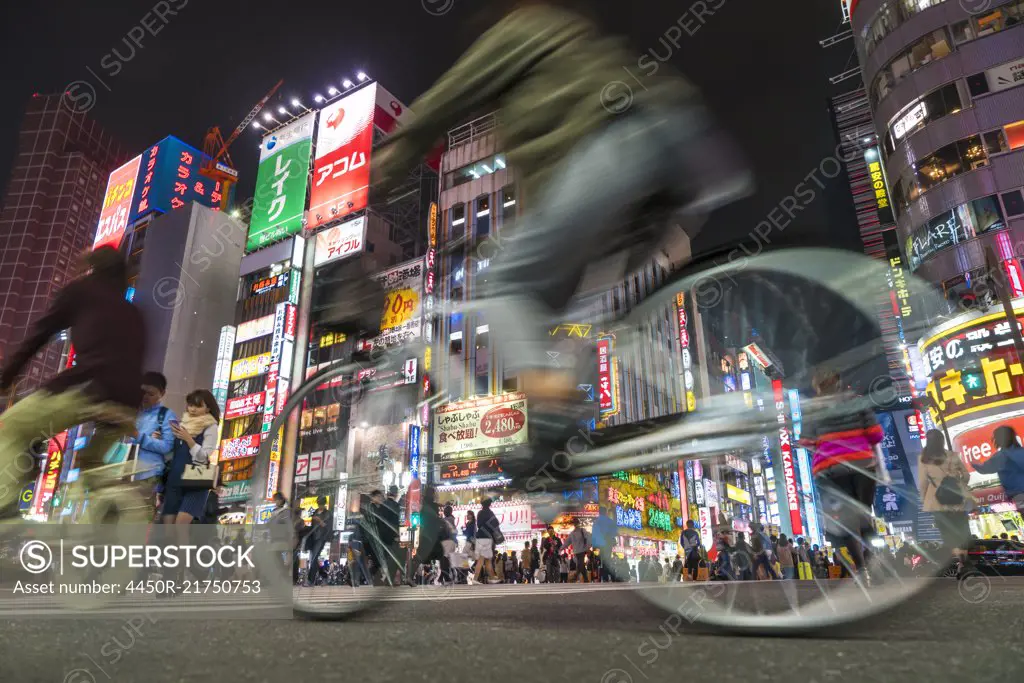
[[918, 429, 971, 561], [163, 389, 220, 534]]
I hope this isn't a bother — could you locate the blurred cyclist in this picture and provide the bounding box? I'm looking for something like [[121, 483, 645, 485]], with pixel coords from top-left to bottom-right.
[[371, 0, 751, 472], [803, 369, 884, 580], [0, 246, 145, 521]]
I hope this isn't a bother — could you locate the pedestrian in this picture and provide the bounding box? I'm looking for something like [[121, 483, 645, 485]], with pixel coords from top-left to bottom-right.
[[732, 532, 754, 580], [472, 498, 501, 584], [1001, 532, 1010, 540], [542, 526, 562, 583], [133, 372, 176, 504], [563, 518, 592, 583], [0, 246, 144, 522], [304, 496, 334, 586], [464, 510, 478, 557], [559, 553, 570, 583], [796, 538, 813, 580], [161, 389, 220, 577], [713, 530, 733, 580], [975, 426, 1024, 515], [680, 519, 702, 581], [671, 554, 684, 581], [776, 534, 797, 579], [751, 523, 779, 580], [803, 368, 884, 579], [519, 541, 533, 583], [918, 429, 972, 561], [530, 539, 541, 582]]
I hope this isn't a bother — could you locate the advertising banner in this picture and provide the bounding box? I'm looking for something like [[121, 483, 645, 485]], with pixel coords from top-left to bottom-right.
[[985, 57, 1024, 94], [235, 314, 275, 343], [129, 137, 222, 221], [93, 155, 143, 250], [308, 85, 376, 230], [224, 392, 266, 420], [372, 257, 425, 348], [438, 458, 505, 483], [601, 470, 683, 543], [597, 337, 619, 415], [313, 215, 366, 266], [433, 392, 528, 458], [919, 305, 1024, 424], [230, 352, 272, 381], [219, 433, 262, 462], [218, 479, 251, 503], [247, 112, 315, 252], [451, 502, 537, 537]]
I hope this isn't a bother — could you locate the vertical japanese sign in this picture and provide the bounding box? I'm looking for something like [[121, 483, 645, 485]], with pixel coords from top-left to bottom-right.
[[93, 155, 143, 249], [307, 84, 376, 231], [597, 336, 619, 415], [211, 325, 236, 412], [788, 389, 820, 544], [262, 302, 293, 500], [408, 425, 421, 479], [33, 432, 67, 517], [247, 112, 315, 251], [130, 137, 222, 220], [772, 379, 803, 535], [864, 147, 894, 225], [676, 292, 696, 411]]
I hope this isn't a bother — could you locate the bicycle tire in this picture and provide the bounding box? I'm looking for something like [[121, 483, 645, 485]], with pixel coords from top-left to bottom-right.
[[605, 247, 958, 634], [247, 354, 413, 619]]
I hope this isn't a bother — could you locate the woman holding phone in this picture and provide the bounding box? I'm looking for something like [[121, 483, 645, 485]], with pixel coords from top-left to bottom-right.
[[163, 389, 220, 532]]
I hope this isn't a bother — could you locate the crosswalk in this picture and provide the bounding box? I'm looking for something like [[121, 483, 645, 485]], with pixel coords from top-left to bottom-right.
[[0, 582, 651, 615]]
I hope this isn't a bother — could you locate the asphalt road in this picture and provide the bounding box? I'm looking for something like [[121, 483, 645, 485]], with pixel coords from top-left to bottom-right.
[[1, 579, 1021, 683]]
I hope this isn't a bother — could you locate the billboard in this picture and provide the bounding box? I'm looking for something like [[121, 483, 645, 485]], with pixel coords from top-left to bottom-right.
[[224, 391, 266, 420], [919, 304, 1024, 424], [308, 85, 376, 230], [235, 314, 275, 343], [129, 136, 223, 221], [220, 433, 262, 461], [247, 112, 315, 252], [314, 215, 366, 266], [601, 470, 683, 543], [433, 392, 528, 459], [93, 155, 142, 249], [230, 352, 272, 381], [371, 257, 425, 348]]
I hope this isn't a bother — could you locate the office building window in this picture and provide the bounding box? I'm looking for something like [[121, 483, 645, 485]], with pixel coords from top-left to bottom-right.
[[450, 203, 466, 241], [473, 324, 490, 396], [501, 186, 517, 232], [474, 194, 491, 239]]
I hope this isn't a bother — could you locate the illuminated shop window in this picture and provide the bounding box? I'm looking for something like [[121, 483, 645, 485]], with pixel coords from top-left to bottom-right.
[[905, 194, 1007, 271], [885, 82, 962, 152], [892, 131, 1013, 212]]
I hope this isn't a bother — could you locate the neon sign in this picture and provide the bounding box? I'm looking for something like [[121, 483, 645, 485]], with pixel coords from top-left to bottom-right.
[[772, 379, 803, 535]]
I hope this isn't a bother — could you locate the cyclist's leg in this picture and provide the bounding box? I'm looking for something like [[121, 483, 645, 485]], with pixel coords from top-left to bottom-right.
[[479, 107, 715, 392], [0, 388, 96, 518]]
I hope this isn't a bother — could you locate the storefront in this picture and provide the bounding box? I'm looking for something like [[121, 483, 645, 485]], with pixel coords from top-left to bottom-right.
[[917, 300, 1024, 535], [601, 469, 684, 562]]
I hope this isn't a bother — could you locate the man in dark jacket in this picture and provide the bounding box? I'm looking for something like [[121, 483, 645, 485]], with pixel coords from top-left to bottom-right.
[[0, 246, 145, 519], [370, 0, 751, 471]]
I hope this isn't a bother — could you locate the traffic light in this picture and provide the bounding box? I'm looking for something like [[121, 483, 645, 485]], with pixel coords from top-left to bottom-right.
[[962, 368, 985, 396], [410, 512, 421, 529]]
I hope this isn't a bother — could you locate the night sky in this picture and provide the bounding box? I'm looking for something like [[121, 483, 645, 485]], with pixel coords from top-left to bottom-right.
[[0, 0, 863, 256]]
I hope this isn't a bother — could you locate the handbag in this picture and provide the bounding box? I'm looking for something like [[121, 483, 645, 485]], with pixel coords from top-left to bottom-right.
[[932, 474, 966, 506], [696, 560, 710, 582], [180, 448, 217, 490]]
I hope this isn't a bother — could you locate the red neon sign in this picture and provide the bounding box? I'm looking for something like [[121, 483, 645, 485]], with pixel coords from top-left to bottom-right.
[[772, 379, 803, 535]]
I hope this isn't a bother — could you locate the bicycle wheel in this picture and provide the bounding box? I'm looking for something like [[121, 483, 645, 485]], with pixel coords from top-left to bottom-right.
[[598, 247, 958, 634], [246, 353, 415, 619]]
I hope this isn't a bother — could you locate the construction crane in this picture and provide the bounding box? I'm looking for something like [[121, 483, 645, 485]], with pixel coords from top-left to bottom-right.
[[201, 79, 284, 211]]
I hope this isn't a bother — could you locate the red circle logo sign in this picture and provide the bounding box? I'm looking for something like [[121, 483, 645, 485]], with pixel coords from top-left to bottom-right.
[[480, 406, 526, 439], [953, 414, 1024, 473]]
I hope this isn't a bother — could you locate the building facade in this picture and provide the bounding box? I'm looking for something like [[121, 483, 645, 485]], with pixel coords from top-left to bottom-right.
[[0, 93, 124, 403], [852, 0, 1024, 535]]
